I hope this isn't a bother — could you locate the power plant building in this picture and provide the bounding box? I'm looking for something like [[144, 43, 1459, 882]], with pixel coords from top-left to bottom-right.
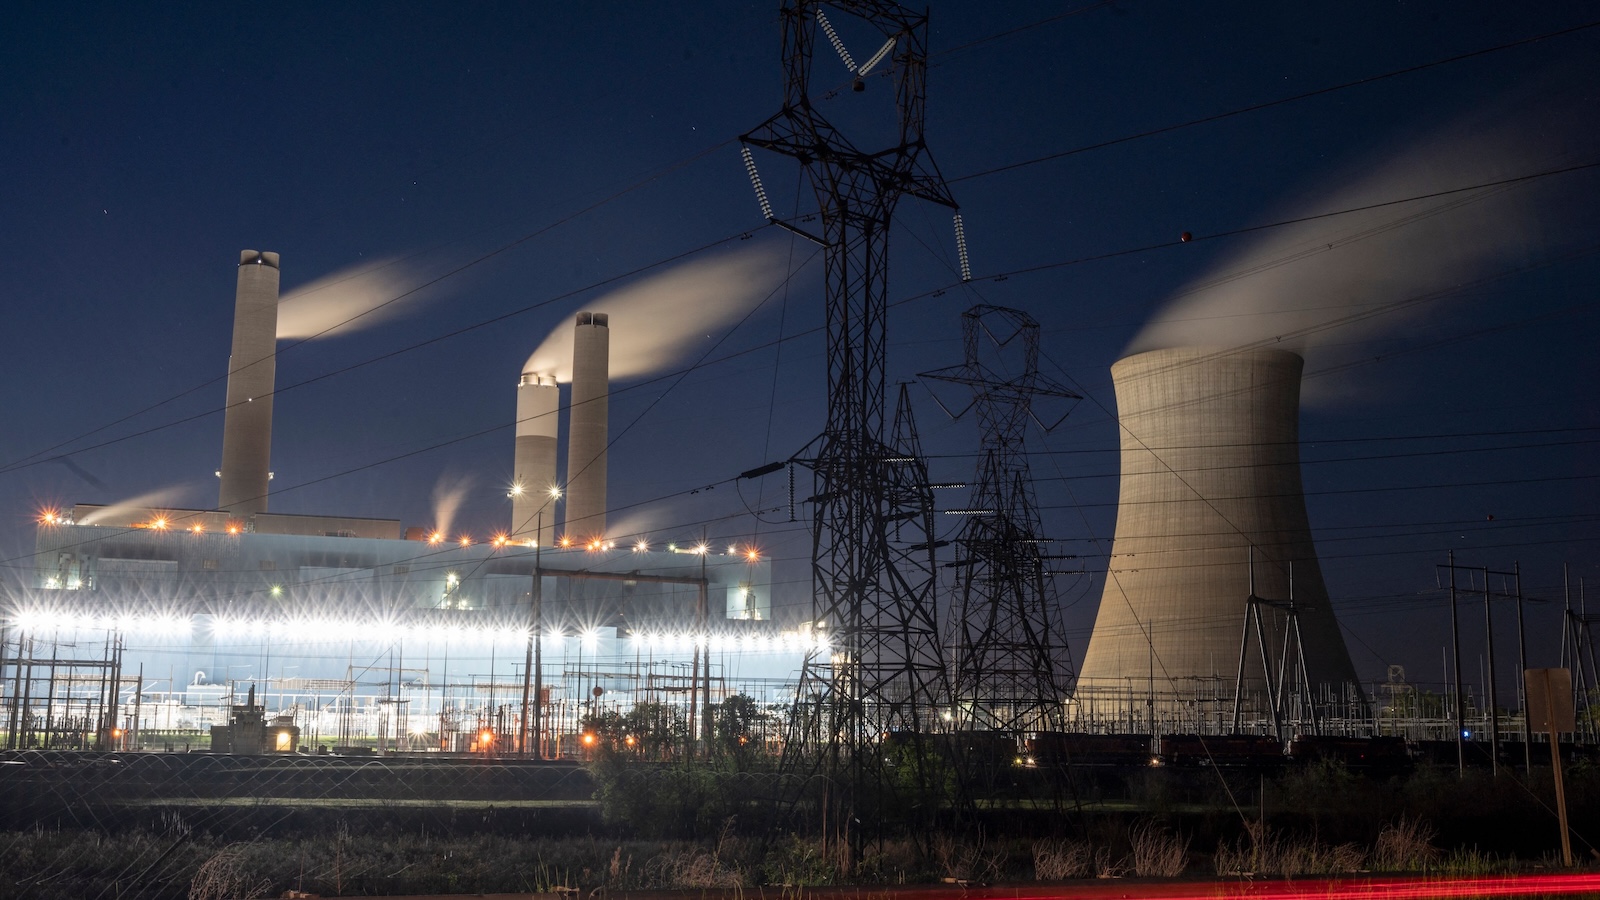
[[5, 253, 793, 753], [1075, 348, 1362, 729]]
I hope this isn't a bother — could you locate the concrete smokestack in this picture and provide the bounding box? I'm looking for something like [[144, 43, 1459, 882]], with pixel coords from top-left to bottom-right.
[[1076, 348, 1361, 719], [563, 311, 608, 541], [218, 250, 281, 518], [512, 370, 560, 546]]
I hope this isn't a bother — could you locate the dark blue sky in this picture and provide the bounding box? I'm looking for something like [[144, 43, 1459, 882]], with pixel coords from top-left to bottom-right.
[[3, 2, 1597, 688]]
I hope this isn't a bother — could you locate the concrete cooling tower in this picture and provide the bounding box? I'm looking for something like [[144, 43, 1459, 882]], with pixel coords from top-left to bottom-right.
[[512, 371, 560, 546], [564, 311, 608, 541], [1076, 347, 1361, 727], [217, 250, 281, 518]]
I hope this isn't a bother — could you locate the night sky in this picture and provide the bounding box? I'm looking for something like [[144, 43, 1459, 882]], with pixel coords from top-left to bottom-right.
[[3, 2, 1597, 693]]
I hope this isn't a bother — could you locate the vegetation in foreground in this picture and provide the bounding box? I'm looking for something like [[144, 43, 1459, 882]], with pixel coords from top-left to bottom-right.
[[0, 812, 1539, 900], [5, 701, 1600, 899]]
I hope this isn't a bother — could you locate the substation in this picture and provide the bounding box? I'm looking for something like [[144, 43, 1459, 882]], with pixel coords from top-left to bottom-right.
[[3, 2, 1594, 804]]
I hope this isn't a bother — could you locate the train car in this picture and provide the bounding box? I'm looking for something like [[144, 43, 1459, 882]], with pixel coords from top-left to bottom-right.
[[1287, 735, 1410, 773], [1155, 733, 1285, 767], [1027, 732, 1154, 767]]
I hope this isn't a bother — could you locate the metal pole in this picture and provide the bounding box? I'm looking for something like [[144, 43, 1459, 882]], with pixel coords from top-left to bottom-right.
[[700, 554, 712, 751], [519, 520, 537, 757], [132, 664, 144, 751], [1515, 563, 1529, 774], [534, 512, 544, 758], [4, 630, 22, 749], [1449, 551, 1465, 776], [1484, 567, 1500, 777]]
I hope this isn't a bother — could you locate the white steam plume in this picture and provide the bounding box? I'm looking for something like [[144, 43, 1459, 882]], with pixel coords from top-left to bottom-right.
[[75, 486, 197, 526], [429, 472, 475, 538], [277, 258, 430, 340], [1127, 96, 1590, 365], [522, 239, 798, 380]]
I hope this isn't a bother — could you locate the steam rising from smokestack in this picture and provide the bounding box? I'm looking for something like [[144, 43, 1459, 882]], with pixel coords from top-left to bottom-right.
[[523, 240, 796, 381], [76, 486, 197, 526], [430, 472, 475, 538], [1128, 97, 1592, 378], [276, 258, 431, 340]]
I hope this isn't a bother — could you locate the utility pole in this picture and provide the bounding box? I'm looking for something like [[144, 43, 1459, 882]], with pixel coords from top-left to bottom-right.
[[742, 0, 957, 858], [1446, 552, 1465, 776]]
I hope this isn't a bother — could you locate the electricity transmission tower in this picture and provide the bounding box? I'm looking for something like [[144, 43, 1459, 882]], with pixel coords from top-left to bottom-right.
[[921, 306, 1080, 739], [740, 0, 957, 846]]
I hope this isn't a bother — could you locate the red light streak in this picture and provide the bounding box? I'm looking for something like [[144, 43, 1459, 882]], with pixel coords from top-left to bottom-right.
[[796, 874, 1600, 900]]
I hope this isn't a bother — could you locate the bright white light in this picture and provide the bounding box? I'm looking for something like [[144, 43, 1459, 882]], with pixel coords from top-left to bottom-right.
[[581, 629, 600, 650]]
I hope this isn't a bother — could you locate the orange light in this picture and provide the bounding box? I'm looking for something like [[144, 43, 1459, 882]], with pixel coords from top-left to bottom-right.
[[745, 548, 760, 562], [559, 536, 573, 548], [226, 524, 241, 535], [581, 733, 596, 746], [492, 533, 508, 547], [428, 531, 444, 545], [587, 539, 602, 551], [479, 730, 494, 745], [112, 728, 124, 738], [624, 735, 636, 746], [151, 517, 169, 531], [190, 524, 204, 534], [459, 536, 472, 547], [39, 510, 59, 525]]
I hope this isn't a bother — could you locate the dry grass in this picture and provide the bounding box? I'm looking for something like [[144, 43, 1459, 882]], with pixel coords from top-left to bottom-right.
[[931, 832, 1003, 883], [1372, 818, 1440, 872], [1128, 822, 1189, 877], [1031, 839, 1091, 880], [1215, 818, 1436, 877], [644, 820, 745, 888], [188, 843, 269, 900]]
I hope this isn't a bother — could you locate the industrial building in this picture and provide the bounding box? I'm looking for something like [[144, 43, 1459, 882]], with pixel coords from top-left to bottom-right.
[[3, 251, 796, 754]]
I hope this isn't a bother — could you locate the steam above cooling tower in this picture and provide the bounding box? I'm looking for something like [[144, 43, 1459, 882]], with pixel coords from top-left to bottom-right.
[[564, 311, 608, 541], [218, 250, 281, 518], [512, 371, 560, 546], [1076, 348, 1361, 720]]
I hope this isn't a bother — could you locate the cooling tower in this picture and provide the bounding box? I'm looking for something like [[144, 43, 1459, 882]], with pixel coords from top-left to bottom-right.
[[564, 311, 608, 541], [217, 250, 281, 518], [1075, 347, 1361, 722], [512, 370, 560, 546]]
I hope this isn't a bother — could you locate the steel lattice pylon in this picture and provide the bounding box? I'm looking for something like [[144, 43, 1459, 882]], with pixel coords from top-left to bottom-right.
[[921, 306, 1080, 738], [741, 0, 956, 843]]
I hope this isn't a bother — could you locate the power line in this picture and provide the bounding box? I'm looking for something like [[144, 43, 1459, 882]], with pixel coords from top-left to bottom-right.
[[947, 20, 1600, 185]]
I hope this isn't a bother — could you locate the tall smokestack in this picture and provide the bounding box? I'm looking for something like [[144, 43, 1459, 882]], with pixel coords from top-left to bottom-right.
[[564, 311, 608, 541], [218, 250, 281, 518], [512, 370, 560, 546], [1076, 348, 1361, 719]]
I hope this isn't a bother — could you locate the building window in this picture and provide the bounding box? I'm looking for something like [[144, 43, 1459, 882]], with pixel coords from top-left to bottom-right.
[[394, 565, 410, 575], [201, 559, 218, 570], [259, 560, 276, 571]]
